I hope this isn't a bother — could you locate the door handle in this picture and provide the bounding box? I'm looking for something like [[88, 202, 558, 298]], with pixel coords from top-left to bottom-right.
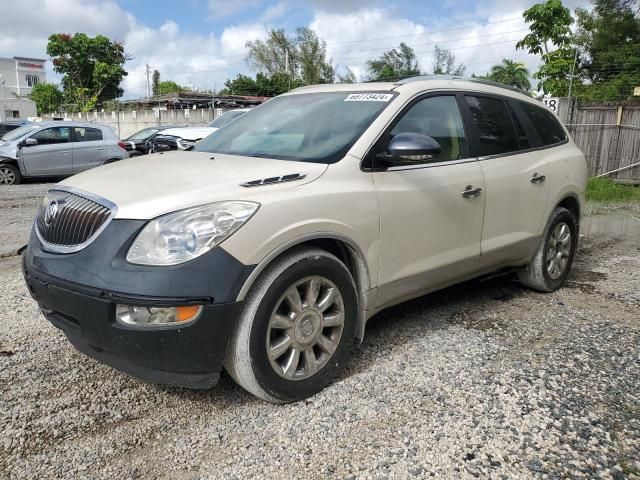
[[461, 185, 483, 198], [60, 151, 70, 155], [97, 148, 105, 151], [530, 173, 546, 184]]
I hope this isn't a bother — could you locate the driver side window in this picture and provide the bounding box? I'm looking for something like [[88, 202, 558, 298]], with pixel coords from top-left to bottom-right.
[[31, 127, 70, 145], [389, 96, 468, 163]]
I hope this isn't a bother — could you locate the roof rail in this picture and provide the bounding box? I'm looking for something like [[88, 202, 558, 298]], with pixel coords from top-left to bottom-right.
[[393, 75, 530, 96]]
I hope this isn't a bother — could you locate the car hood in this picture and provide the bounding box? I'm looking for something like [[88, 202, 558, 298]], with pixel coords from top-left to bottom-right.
[[58, 151, 328, 219], [0, 140, 18, 159], [160, 127, 216, 140]]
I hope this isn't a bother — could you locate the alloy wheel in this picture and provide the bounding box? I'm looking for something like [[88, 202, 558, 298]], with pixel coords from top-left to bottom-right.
[[266, 275, 345, 381], [546, 222, 572, 279], [0, 166, 17, 185]]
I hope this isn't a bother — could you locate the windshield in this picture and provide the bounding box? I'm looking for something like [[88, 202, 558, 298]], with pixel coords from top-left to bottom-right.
[[208, 110, 246, 128], [194, 92, 396, 163], [2, 124, 40, 141], [127, 127, 160, 141]]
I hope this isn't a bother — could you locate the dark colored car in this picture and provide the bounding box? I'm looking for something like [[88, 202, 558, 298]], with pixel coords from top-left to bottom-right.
[[0, 120, 31, 138], [121, 125, 181, 156], [148, 134, 180, 153]]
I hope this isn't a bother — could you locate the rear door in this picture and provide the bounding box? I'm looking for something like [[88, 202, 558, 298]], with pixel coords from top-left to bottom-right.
[[20, 126, 73, 176], [461, 94, 549, 267], [71, 127, 107, 173]]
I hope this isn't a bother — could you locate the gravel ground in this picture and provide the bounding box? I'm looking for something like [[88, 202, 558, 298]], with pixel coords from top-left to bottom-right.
[[1, 185, 639, 479]]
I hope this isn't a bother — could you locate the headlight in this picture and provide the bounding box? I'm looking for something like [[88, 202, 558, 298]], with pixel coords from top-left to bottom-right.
[[177, 139, 196, 149], [126, 201, 259, 265]]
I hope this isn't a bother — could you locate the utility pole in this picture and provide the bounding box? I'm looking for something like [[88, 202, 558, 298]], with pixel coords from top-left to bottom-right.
[[145, 63, 151, 99], [567, 49, 578, 124]]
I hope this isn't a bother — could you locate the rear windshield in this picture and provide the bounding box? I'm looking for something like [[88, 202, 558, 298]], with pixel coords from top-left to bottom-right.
[[194, 92, 396, 163]]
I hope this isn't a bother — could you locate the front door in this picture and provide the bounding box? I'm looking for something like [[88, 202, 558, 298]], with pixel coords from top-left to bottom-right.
[[71, 127, 107, 173], [461, 95, 549, 266], [20, 126, 73, 177], [373, 95, 486, 309]]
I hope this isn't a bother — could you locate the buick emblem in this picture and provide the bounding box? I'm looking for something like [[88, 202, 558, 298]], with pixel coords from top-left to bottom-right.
[[43, 200, 60, 227]]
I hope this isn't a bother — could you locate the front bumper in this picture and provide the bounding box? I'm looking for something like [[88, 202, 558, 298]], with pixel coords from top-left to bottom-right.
[[22, 219, 253, 389]]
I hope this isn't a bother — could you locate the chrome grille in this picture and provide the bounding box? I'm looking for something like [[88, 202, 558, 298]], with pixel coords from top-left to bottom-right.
[[35, 189, 115, 253]]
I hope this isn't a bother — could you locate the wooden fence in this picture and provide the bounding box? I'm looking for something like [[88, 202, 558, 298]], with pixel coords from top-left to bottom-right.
[[564, 102, 640, 182]]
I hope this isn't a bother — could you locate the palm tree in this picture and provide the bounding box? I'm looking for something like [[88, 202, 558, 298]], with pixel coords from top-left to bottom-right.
[[486, 59, 531, 91]]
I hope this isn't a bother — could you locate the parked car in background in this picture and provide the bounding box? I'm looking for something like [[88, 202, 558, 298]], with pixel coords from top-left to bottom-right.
[[22, 77, 587, 402], [207, 108, 251, 131], [121, 125, 181, 156], [147, 109, 252, 153], [0, 120, 31, 138], [147, 126, 216, 152], [0, 122, 128, 185]]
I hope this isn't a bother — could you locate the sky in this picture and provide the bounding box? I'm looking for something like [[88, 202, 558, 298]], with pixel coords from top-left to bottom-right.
[[0, 0, 592, 98]]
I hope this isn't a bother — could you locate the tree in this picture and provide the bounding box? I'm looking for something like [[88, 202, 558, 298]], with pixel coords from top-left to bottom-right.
[[220, 73, 302, 97], [28, 83, 63, 114], [574, 0, 640, 100], [155, 80, 189, 95], [432, 45, 466, 76], [152, 69, 161, 96], [516, 0, 575, 96], [47, 33, 129, 111], [245, 27, 334, 86], [337, 67, 356, 84], [366, 42, 421, 80], [484, 59, 532, 90]]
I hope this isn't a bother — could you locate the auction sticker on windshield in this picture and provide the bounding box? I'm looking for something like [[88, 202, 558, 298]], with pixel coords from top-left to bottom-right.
[[344, 93, 394, 102]]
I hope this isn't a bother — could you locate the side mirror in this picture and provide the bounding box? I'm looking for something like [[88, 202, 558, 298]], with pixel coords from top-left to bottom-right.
[[24, 137, 38, 147], [383, 132, 442, 164]]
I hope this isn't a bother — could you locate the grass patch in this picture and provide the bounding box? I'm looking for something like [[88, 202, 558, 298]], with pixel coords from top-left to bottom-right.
[[586, 177, 640, 203]]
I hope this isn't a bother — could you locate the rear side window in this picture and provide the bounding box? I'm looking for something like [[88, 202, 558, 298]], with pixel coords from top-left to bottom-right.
[[464, 96, 519, 156], [506, 102, 530, 150], [519, 102, 567, 146], [73, 127, 103, 142]]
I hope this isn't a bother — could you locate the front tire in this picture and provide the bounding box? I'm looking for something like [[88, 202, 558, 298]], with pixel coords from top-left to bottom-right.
[[518, 207, 577, 292], [0, 163, 20, 185], [225, 247, 357, 403]]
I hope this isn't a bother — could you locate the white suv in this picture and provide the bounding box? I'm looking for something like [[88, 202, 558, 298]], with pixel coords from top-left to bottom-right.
[[23, 77, 587, 402]]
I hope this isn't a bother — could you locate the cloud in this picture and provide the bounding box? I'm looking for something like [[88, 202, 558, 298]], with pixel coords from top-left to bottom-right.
[[208, 0, 261, 19]]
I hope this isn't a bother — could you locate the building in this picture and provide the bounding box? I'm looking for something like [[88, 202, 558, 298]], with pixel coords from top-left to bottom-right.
[[0, 56, 47, 120]]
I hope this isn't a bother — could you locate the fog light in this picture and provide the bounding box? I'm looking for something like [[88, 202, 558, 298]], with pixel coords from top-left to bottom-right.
[[116, 304, 202, 327]]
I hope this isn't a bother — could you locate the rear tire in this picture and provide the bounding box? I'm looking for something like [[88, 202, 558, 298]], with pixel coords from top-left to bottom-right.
[[518, 207, 577, 292], [225, 247, 357, 403], [0, 164, 20, 185]]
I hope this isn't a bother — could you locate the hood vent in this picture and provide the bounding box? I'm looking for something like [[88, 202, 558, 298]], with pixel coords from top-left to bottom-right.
[[241, 173, 307, 188]]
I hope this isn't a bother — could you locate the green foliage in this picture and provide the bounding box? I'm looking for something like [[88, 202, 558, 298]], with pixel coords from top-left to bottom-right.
[[152, 70, 161, 96], [28, 83, 63, 114], [484, 59, 531, 90], [245, 27, 334, 86], [47, 33, 129, 111], [516, 0, 574, 55], [337, 67, 356, 84], [220, 73, 303, 97], [574, 0, 640, 101], [366, 42, 421, 80], [586, 177, 640, 203], [432, 45, 465, 76], [534, 47, 577, 96], [156, 80, 190, 95]]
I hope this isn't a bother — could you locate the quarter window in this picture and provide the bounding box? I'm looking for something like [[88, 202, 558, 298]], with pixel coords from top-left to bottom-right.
[[520, 102, 567, 146], [506, 102, 530, 150], [464, 96, 519, 156], [30, 127, 70, 145], [73, 127, 103, 142], [389, 96, 468, 162]]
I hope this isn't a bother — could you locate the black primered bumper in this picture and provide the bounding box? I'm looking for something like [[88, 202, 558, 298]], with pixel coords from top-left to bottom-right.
[[23, 258, 242, 388], [22, 219, 253, 389]]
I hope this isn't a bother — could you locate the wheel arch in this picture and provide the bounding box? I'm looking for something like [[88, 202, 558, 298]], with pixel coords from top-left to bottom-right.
[[235, 233, 372, 341], [556, 193, 581, 226]]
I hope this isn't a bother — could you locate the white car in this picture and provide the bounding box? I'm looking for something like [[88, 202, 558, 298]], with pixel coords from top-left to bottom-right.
[[23, 77, 587, 402], [147, 109, 250, 152]]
